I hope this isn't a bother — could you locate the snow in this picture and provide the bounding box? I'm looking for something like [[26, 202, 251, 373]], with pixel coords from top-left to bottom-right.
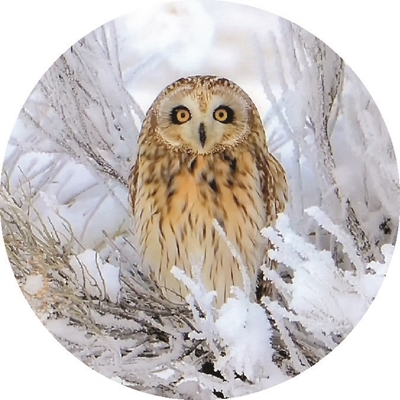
[[153, 368, 175, 380], [172, 265, 287, 393], [23, 274, 44, 295], [262, 212, 393, 347], [70, 249, 121, 303], [214, 289, 277, 382]]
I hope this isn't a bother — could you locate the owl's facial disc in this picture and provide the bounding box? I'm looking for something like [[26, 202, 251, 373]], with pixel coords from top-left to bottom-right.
[[169, 105, 235, 154], [156, 87, 250, 154]]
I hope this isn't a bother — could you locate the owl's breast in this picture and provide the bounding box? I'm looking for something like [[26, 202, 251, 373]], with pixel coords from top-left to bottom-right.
[[162, 152, 266, 248], [135, 151, 267, 306]]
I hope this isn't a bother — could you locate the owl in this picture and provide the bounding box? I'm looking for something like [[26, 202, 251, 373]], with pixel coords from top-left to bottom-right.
[[129, 75, 288, 308]]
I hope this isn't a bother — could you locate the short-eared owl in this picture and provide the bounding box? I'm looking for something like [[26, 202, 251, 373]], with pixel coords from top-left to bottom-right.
[[129, 75, 288, 307]]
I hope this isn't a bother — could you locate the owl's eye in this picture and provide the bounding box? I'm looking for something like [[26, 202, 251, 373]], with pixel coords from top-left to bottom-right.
[[213, 106, 234, 124], [171, 106, 191, 124]]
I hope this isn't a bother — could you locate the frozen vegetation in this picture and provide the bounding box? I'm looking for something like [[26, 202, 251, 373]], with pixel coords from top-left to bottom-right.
[[1, 0, 398, 398]]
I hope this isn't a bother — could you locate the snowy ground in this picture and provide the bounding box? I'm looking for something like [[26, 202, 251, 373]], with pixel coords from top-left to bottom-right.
[[1, 0, 399, 399]]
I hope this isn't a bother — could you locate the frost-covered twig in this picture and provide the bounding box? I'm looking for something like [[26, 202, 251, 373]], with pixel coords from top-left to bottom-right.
[[261, 212, 391, 361], [305, 206, 365, 273], [17, 24, 139, 186]]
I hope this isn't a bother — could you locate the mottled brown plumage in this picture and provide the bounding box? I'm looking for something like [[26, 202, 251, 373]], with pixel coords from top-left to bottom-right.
[[129, 76, 287, 307]]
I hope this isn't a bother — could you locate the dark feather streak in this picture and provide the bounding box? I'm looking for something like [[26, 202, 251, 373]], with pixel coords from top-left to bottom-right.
[[209, 178, 218, 192]]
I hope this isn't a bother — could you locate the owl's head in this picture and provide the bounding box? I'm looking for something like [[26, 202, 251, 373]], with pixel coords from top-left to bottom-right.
[[147, 75, 263, 154]]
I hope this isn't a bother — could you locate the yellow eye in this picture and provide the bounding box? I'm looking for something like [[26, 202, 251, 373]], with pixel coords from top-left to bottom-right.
[[215, 109, 228, 122], [213, 106, 234, 124], [171, 106, 191, 124]]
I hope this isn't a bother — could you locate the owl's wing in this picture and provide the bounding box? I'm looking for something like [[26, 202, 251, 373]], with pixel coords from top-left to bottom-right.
[[257, 152, 288, 223], [128, 161, 139, 215], [256, 151, 288, 302]]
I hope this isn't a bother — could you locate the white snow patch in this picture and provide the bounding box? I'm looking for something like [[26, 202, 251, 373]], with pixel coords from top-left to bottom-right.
[[23, 274, 44, 295], [47, 319, 95, 347], [215, 288, 276, 382], [154, 368, 175, 380], [69, 249, 121, 303]]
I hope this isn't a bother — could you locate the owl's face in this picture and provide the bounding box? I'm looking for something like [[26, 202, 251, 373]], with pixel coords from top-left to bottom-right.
[[150, 76, 259, 154]]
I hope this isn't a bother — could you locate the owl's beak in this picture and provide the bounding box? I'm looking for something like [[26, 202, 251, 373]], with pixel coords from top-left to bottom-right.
[[199, 123, 206, 148]]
